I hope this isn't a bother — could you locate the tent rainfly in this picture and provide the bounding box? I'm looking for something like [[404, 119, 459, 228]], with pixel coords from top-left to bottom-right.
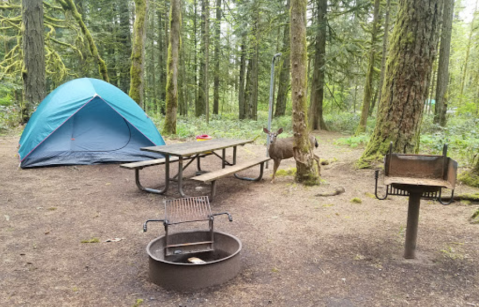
[[18, 78, 165, 168]]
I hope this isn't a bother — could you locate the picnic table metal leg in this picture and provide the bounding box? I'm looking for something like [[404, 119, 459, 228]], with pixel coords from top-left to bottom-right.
[[178, 156, 187, 197], [210, 180, 217, 201], [234, 162, 265, 181], [172, 154, 199, 180], [233, 146, 237, 165], [222, 149, 226, 169], [196, 154, 202, 172], [134, 156, 170, 194]]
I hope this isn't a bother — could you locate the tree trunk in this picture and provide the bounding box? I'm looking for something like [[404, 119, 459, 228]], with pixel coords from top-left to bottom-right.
[[459, 158, 479, 188], [118, 0, 131, 93], [376, 0, 391, 118], [22, 0, 45, 124], [57, 0, 109, 82], [355, 0, 381, 135], [205, 0, 210, 123], [274, 0, 291, 118], [163, 0, 180, 135], [244, 57, 252, 118], [195, 0, 208, 117], [291, 0, 320, 185], [434, 0, 454, 126], [358, 0, 443, 168], [369, 83, 379, 116], [147, 5, 156, 113], [238, 38, 246, 119], [250, 20, 259, 120], [459, 0, 477, 104], [179, 32, 188, 116], [193, 0, 198, 115], [309, 0, 327, 131], [213, 0, 221, 115], [129, 0, 147, 107]]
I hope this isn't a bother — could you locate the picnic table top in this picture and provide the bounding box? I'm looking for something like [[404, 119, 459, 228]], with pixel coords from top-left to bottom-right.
[[141, 138, 254, 157]]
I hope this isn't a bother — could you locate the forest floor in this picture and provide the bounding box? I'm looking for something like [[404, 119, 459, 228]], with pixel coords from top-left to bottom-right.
[[1, 130, 479, 307]]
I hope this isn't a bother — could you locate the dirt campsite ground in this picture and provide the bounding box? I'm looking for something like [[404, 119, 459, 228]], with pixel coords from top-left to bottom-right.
[[1, 130, 479, 307]]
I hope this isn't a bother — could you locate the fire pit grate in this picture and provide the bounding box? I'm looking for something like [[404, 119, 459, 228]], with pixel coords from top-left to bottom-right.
[[165, 196, 212, 225], [144, 196, 232, 257]]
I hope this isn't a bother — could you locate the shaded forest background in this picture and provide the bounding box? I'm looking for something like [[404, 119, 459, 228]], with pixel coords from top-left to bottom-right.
[[0, 0, 478, 182]]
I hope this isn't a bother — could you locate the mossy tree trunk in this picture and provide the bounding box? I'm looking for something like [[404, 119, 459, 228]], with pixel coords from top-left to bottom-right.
[[213, 0, 221, 115], [178, 34, 188, 116], [458, 0, 477, 104], [238, 37, 246, 119], [309, 0, 327, 131], [195, 0, 208, 117], [357, 0, 443, 168], [434, 0, 454, 126], [21, 0, 45, 124], [376, 0, 391, 119], [291, 0, 320, 185], [274, 0, 290, 118], [118, 0, 131, 93], [163, 0, 180, 135], [129, 0, 147, 107], [459, 159, 479, 188], [157, 4, 166, 114], [56, 0, 109, 83], [355, 0, 381, 135]]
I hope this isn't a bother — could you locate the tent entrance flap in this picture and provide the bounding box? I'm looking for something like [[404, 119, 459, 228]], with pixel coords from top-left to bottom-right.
[[70, 97, 131, 152]]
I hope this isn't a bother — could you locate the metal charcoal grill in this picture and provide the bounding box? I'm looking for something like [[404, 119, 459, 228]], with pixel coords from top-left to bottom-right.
[[374, 143, 458, 259], [143, 196, 232, 257]]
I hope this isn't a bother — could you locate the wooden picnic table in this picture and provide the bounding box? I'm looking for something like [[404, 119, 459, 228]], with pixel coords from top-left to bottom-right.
[[141, 138, 254, 197]]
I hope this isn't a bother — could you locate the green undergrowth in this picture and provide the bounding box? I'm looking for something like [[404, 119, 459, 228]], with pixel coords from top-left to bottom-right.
[[458, 171, 479, 188], [335, 134, 370, 148], [276, 167, 297, 177], [81, 237, 100, 244], [151, 112, 293, 144], [350, 197, 362, 204], [334, 114, 479, 169]]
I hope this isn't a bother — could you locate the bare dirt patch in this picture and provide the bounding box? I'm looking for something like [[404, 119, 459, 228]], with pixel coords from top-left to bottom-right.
[[1, 131, 479, 307]]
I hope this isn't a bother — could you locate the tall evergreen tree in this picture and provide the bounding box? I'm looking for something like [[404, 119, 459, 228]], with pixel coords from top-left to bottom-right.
[[196, 0, 208, 117], [118, 0, 131, 93], [291, 0, 320, 184], [213, 0, 221, 115], [355, 0, 381, 135], [129, 0, 147, 107], [309, 0, 328, 130], [358, 0, 443, 168], [375, 0, 391, 118], [434, 0, 454, 126], [274, 0, 290, 118], [163, 0, 181, 134], [21, 0, 45, 124]]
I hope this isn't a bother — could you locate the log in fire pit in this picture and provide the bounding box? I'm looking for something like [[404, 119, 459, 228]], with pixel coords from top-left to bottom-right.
[[143, 196, 241, 291], [374, 143, 457, 259]]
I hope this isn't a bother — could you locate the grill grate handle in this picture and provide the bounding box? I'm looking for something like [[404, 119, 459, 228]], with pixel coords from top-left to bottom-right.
[[143, 219, 166, 232], [211, 212, 233, 222]]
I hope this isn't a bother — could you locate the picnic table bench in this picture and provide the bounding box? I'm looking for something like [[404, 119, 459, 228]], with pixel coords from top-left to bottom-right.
[[120, 157, 180, 193], [121, 139, 265, 200], [191, 156, 270, 201]]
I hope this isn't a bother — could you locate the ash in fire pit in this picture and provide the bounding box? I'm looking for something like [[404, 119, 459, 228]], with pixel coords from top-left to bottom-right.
[[143, 196, 241, 291]]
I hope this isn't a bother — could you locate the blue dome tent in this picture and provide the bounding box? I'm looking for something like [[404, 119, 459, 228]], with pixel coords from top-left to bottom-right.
[[18, 78, 165, 168]]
